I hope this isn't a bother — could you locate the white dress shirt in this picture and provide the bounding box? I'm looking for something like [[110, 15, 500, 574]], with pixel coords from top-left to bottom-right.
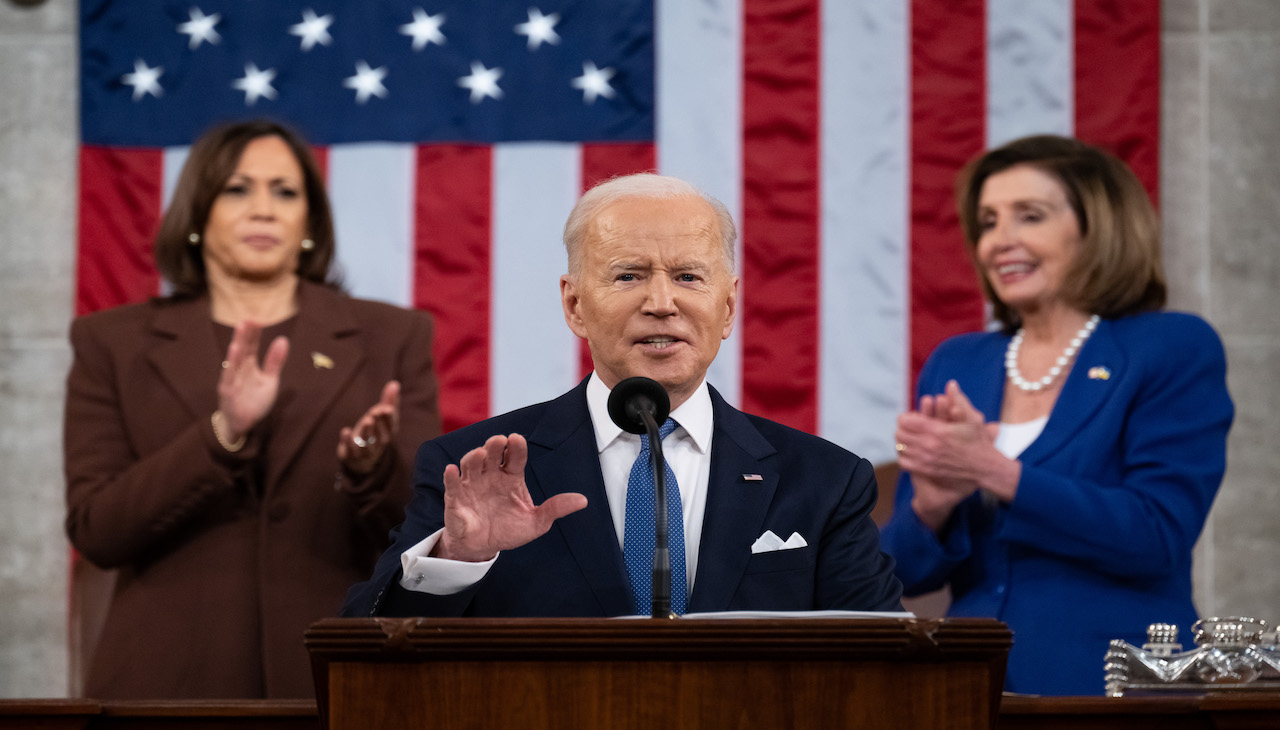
[[399, 372, 715, 597]]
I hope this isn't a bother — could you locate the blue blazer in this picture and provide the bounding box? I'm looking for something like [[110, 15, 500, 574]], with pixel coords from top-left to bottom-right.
[[880, 312, 1233, 695], [344, 380, 903, 617]]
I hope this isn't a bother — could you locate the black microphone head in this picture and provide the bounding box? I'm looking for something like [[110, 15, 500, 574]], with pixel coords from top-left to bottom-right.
[[606, 377, 671, 435]]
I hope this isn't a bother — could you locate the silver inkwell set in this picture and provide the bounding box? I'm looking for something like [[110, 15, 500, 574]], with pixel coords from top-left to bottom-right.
[[1105, 617, 1280, 696]]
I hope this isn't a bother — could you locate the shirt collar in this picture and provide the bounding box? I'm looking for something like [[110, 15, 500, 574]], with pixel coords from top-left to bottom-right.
[[586, 372, 714, 455]]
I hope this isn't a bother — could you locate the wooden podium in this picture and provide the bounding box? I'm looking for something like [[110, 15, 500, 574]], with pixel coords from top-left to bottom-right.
[[305, 617, 1011, 729]]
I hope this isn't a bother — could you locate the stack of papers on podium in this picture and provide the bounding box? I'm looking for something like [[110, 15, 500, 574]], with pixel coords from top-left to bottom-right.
[[616, 610, 915, 619]]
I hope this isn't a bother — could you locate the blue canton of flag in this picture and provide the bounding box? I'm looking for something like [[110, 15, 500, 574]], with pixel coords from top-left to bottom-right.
[[80, 0, 655, 146]]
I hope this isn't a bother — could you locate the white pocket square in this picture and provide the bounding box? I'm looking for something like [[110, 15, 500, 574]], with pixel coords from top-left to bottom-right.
[[750, 530, 808, 554]]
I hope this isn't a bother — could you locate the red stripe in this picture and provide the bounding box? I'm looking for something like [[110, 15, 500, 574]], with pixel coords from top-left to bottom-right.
[[310, 146, 328, 180], [413, 145, 492, 433], [908, 0, 987, 392], [1074, 0, 1161, 203], [76, 146, 163, 315], [581, 142, 657, 189], [740, 0, 821, 434], [577, 143, 658, 381]]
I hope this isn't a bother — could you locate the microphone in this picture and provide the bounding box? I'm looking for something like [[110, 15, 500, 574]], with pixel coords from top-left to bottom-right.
[[606, 377, 676, 619], [607, 376, 671, 434]]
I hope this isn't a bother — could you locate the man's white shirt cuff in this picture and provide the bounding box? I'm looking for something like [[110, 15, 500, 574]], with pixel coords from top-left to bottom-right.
[[399, 528, 498, 595]]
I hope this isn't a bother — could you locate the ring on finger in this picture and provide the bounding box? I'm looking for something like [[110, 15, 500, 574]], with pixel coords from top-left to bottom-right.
[[353, 434, 377, 448]]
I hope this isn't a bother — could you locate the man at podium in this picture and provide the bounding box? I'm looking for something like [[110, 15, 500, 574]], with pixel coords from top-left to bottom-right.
[[343, 174, 903, 618]]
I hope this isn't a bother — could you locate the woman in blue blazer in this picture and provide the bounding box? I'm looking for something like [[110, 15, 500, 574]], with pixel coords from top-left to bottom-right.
[[879, 135, 1233, 696]]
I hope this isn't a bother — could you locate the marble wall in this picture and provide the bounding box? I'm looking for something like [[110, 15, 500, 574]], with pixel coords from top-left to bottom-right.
[[1163, 0, 1280, 620], [0, 0, 77, 698], [1, 0, 1276, 697]]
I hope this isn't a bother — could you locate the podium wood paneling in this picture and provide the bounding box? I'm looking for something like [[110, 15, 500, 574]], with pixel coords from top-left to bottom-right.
[[0, 699, 318, 730], [7, 694, 1280, 729], [305, 617, 1011, 730]]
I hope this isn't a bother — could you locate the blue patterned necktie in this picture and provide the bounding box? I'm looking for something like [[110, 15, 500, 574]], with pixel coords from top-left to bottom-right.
[[622, 417, 687, 615]]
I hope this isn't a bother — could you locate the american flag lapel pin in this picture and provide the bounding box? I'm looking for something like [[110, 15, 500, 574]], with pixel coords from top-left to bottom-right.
[[742, 473, 763, 482]]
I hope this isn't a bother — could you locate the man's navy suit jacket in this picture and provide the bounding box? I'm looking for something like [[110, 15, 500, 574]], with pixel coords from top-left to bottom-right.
[[342, 379, 903, 617]]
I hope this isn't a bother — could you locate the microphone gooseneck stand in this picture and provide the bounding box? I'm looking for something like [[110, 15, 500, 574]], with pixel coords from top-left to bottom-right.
[[606, 376, 675, 619]]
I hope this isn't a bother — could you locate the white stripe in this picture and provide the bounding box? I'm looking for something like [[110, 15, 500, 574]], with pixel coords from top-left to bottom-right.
[[820, 0, 910, 464], [160, 147, 191, 296], [987, 0, 1074, 147], [490, 143, 582, 415], [328, 143, 415, 307], [161, 147, 189, 211], [655, 0, 743, 406]]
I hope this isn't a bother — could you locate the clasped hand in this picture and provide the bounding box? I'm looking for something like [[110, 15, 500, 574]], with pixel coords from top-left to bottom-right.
[[896, 380, 1011, 530], [434, 434, 588, 563]]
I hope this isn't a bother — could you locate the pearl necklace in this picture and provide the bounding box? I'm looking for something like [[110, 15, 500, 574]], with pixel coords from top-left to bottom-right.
[[1005, 314, 1100, 392]]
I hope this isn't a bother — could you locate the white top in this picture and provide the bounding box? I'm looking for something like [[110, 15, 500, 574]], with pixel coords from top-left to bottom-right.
[[399, 372, 715, 597], [994, 416, 1048, 459]]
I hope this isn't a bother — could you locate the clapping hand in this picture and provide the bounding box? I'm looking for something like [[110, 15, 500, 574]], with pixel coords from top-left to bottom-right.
[[433, 434, 588, 563], [896, 380, 1002, 531], [216, 322, 289, 444], [338, 381, 400, 475]]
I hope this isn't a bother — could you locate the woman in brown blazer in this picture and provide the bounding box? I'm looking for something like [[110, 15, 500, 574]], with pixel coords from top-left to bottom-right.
[[63, 120, 441, 699]]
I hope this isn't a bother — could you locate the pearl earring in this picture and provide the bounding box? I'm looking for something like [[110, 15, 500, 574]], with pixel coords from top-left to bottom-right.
[[301, 238, 315, 251], [188, 233, 200, 245]]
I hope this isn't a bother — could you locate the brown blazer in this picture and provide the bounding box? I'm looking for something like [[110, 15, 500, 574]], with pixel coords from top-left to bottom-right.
[[63, 281, 441, 699]]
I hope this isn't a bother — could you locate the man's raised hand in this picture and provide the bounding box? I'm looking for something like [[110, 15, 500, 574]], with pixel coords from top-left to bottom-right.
[[434, 434, 588, 562]]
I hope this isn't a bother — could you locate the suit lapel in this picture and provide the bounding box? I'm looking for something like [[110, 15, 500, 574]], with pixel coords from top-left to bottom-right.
[[965, 337, 1012, 423], [1020, 319, 1126, 465], [265, 283, 364, 488], [525, 381, 634, 615], [147, 297, 224, 419], [688, 387, 778, 613]]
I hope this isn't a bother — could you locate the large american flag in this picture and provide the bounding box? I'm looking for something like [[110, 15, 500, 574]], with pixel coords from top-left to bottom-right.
[[78, 0, 1159, 464]]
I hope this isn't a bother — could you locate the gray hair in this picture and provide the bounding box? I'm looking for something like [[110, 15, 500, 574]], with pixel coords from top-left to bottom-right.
[[562, 173, 737, 276]]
